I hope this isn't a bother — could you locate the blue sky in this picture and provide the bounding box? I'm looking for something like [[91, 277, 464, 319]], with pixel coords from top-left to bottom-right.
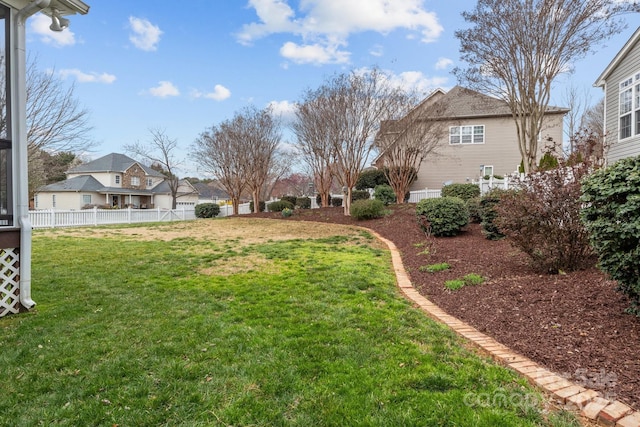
[[24, 0, 639, 177]]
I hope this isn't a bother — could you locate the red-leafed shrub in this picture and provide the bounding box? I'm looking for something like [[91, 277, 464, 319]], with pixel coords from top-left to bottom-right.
[[495, 162, 595, 274]]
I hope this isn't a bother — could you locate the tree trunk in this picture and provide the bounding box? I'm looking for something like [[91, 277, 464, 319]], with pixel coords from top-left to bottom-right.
[[252, 190, 261, 213], [343, 188, 351, 216], [232, 197, 240, 215]]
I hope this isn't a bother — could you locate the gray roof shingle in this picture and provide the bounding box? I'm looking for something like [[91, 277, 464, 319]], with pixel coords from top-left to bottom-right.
[[67, 153, 165, 177]]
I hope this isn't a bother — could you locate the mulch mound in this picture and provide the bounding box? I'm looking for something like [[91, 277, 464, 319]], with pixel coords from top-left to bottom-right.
[[243, 204, 640, 409]]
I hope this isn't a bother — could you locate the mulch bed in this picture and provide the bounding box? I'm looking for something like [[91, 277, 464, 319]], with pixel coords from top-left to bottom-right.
[[243, 204, 640, 410]]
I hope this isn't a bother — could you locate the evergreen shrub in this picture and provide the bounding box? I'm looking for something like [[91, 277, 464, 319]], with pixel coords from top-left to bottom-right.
[[581, 156, 640, 315], [195, 203, 220, 218], [373, 184, 396, 205], [416, 197, 468, 237], [441, 183, 480, 201], [296, 197, 311, 209], [350, 199, 386, 220], [267, 200, 294, 212]]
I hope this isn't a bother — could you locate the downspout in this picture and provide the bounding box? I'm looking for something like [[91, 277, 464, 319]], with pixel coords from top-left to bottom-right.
[[15, 0, 51, 309]]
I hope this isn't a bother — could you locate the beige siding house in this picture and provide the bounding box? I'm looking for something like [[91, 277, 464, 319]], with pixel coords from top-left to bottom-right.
[[594, 27, 640, 164], [34, 153, 199, 210], [376, 86, 567, 190]]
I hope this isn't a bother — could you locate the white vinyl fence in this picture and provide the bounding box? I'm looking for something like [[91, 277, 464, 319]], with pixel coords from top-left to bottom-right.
[[30, 206, 196, 229], [408, 189, 442, 203]]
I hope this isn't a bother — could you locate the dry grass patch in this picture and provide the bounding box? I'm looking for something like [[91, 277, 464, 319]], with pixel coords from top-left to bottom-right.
[[34, 217, 378, 248]]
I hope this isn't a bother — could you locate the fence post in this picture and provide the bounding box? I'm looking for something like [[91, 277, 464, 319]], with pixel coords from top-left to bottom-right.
[[157, 207, 161, 222], [93, 206, 98, 226], [50, 209, 55, 228]]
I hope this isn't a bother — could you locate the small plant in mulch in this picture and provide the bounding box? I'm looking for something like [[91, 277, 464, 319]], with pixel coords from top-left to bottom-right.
[[419, 262, 450, 273], [445, 273, 484, 291]]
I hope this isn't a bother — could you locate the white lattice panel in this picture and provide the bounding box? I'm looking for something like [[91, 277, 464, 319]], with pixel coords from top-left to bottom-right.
[[0, 248, 20, 317]]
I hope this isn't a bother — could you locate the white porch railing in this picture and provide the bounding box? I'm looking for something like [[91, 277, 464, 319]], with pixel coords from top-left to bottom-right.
[[29, 207, 196, 229]]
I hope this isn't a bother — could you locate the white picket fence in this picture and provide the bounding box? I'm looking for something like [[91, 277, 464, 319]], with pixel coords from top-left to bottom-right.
[[407, 189, 442, 203], [30, 206, 196, 229]]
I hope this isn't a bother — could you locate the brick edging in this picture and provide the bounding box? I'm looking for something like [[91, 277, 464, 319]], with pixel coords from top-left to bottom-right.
[[368, 229, 640, 427]]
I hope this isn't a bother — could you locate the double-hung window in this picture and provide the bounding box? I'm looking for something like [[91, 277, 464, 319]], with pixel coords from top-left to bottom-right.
[[620, 77, 633, 139], [619, 72, 640, 140], [450, 125, 485, 144], [131, 176, 140, 186]]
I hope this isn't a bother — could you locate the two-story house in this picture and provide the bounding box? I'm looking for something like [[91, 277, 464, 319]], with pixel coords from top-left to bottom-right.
[[375, 86, 568, 190], [594, 27, 640, 164], [34, 153, 199, 210]]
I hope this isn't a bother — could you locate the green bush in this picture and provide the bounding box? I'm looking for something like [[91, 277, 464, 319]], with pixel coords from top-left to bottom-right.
[[195, 203, 220, 218], [466, 197, 482, 223], [441, 183, 480, 201], [249, 200, 266, 213], [479, 189, 508, 240], [281, 195, 298, 206], [581, 156, 640, 315], [351, 190, 370, 202], [538, 151, 559, 171], [355, 169, 388, 190], [296, 197, 311, 209], [281, 208, 293, 217], [350, 199, 386, 220], [267, 200, 294, 212], [331, 197, 343, 207], [373, 184, 396, 205], [416, 197, 469, 237]]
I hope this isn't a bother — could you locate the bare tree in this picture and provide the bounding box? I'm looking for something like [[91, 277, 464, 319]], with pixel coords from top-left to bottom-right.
[[375, 94, 449, 204], [240, 106, 283, 213], [319, 68, 408, 215], [580, 97, 605, 142], [124, 128, 184, 209], [454, 0, 638, 172], [291, 90, 337, 207], [562, 84, 591, 154], [0, 55, 94, 197], [192, 119, 248, 215]]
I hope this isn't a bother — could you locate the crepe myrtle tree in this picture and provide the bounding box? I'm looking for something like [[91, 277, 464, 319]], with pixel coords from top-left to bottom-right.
[[292, 89, 337, 208], [375, 94, 449, 204], [454, 0, 639, 172], [315, 68, 410, 215]]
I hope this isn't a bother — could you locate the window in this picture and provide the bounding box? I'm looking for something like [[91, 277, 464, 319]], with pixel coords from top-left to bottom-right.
[[146, 178, 153, 187], [450, 125, 484, 144], [115, 175, 121, 184], [619, 74, 640, 139], [83, 195, 91, 205], [52, 195, 56, 208], [131, 176, 140, 186], [483, 165, 494, 177]]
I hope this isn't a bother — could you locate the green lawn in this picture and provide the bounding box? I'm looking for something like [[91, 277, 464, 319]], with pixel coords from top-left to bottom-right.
[[0, 220, 578, 426]]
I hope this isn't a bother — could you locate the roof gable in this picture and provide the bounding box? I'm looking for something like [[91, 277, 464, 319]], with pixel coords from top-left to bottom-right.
[[67, 153, 165, 177], [594, 26, 640, 87]]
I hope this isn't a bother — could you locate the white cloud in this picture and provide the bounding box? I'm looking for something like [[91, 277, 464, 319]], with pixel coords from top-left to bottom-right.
[[30, 13, 78, 47], [369, 44, 384, 57], [148, 81, 179, 98], [390, 70, 449, 95], [237, 0, 443, 65], [128, 17, 162, 51], [59, 69, 116, 84], [435, 57, 454, 70], [280, 41, 350, 65], [267, 100, 297, 123], [191, 84, 231, 101]]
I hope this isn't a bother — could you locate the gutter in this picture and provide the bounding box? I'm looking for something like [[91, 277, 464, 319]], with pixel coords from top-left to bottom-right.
[[15, 0, 53, 309]]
